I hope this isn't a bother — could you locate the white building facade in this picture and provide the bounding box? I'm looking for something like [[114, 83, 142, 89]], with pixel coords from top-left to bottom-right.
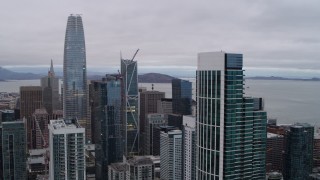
[[49, 119, 86, 180], [183, 115, 196, 180], [160, 129, 183, 180]]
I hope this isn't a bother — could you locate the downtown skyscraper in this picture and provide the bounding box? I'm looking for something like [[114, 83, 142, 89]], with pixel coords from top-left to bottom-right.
[[63, 14, 90, 140], [196, 52, 267, 180], [41, 60, 60, 114], [121, 57, 139, 157], [90, 74, 124, 179]]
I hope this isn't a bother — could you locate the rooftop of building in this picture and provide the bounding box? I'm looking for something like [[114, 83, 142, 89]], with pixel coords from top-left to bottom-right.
[[147, 113, 164, 118], [167, 129, 182, 135], [2, 119, 24, 125], [292, 122, 313, 128], [52, 110, 63, 115], [121, 59, 137, 64], [29, 148, 48, 156], [140, 90, 165, 94], [50, 119, 77, 130], [69, 14, 82, 17], [0, 109, 14, 113], [143, 156, 160, 164], [267, 133, 283, 138], [160, 98, 172, 102], [33, 108, 48, 115], [20, 86, 42, 90], [127, 156, 154, 166], [109, 162, 127, 172], [267, 171, 283, 178]]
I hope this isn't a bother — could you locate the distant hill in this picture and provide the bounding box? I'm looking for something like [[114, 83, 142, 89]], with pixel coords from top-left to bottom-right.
[[0, 67, 42, 80], [139, 73, 176, 83], [246, 76, 320, 81]]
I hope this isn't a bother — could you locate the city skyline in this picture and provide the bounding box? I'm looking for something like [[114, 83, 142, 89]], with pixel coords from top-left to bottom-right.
[[1, 0, 320, 78]]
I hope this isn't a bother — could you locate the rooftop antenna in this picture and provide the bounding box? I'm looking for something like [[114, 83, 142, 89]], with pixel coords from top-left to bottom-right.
[[120, 51, 123, 60], [131, 49, 139, 62]]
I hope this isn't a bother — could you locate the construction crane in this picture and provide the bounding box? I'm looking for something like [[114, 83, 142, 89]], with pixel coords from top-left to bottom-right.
[[131, 49, 139, 62]]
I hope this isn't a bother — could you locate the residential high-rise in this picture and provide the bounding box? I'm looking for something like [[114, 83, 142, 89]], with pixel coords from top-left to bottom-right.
[[160, 129, 183, 180], [20, 86, 42, 149], [266, 133, 285, 173], [41, 60, 60, 114], [127, 156, 155, 180], [90, 74, 123, 179], [196, 52, 267, 180], [183, 115, 196, 180], [48, 119, 86, 179], [121, 58, 139, 157], [284, 123, 314, 180], [172, 79, 192, 115], [2, 119, 27, 180], [144, 113, 166, 155], [27, 149, 47, 179], [63, 14, 90, 140], [108, 163, 127, 180], [153, 126, 177, 156]]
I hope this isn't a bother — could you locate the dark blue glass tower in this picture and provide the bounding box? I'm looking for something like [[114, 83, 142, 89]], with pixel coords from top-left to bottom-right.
[[63, 14, 90, 140], [91, 75, 123, 180], [285, 123, 314, 180], [0, 110, 15, 178], [2, 120, 26, 180], [172, 79, 192, 115]]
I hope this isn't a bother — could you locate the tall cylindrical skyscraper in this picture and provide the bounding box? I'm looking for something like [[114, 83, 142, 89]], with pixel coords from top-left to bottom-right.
[[63, 14, 90, 140]]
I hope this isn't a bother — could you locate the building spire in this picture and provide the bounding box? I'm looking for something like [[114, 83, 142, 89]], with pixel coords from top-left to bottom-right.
[[49, 59, 55, 77]]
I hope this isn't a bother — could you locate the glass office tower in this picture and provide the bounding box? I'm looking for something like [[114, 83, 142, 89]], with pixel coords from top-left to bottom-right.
[[2, 120, 27, 180], [196, 52, 267, 180], [63, 14, 90, 140], [91, 75, 123, 179], [121, 59, 139, 157], [285, 123, 314, 180], [172, 79, 192, 115]]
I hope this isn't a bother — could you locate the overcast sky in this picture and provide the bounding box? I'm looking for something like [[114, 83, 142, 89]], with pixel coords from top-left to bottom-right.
[[1, 0, 320, 77]]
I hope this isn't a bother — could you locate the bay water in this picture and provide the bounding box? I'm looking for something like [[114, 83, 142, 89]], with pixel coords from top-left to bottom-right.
[[1, 79, 319, 126]]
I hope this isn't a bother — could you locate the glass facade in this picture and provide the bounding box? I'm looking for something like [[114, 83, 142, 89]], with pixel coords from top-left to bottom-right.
[[196, 70, 222, 180], [196, 52, 267, 180], [2, 121, 26, 180], [121, 59, 139, 156], [172, 79, 192, 115], [63, 15, 89, 139], [285, 124, 314, 180], [91, 75, 124, 180]]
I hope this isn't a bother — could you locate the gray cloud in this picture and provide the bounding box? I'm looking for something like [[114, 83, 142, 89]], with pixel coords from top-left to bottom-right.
[[0, 0, 319, 76]]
